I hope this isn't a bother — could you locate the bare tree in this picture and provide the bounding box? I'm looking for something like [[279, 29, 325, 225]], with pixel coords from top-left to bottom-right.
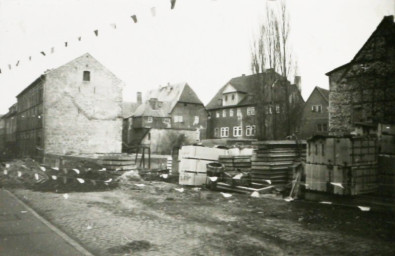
[[250, 0, 296, 138], [251, 0, 295, 79]]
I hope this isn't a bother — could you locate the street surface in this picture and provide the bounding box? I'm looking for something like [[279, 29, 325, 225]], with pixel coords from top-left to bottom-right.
[[0, 189, 90, 256], [8, 182, 395, 256]]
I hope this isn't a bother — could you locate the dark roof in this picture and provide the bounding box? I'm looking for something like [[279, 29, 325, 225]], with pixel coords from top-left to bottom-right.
[[206, 71, 282, 110], [325, 62, 351, 76], [315, 86, 329, 102], [326, 15, 395, 79], [16, 75, 45, 98]]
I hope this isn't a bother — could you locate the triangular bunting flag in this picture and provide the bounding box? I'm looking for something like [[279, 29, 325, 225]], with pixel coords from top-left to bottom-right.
[[94, 30, 98, 36], [8, 64, 11, 70], [29, 56, 32, 61], [78, 36, 82, 41], [41, 51, 46, 56], [65, 42, 68, 47], [16, 60, 20, 66], [51, 47, 55, 53], [110, 23, 117, 29], [171, 0, 176, 9], [131, 15, 137, 23]]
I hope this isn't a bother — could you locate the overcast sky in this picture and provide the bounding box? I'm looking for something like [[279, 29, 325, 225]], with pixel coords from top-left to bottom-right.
[[0, 0, 394, 114]]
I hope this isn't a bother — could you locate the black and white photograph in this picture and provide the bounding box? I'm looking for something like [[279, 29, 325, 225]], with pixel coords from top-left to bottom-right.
[[0, 0, 394, 255]]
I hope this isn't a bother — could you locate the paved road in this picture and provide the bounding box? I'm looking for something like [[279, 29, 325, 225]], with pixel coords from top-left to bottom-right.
[[0, 189, 92, 256]]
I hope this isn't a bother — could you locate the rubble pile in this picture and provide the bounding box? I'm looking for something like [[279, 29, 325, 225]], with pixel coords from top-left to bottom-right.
[[0, 158, 119, 192]]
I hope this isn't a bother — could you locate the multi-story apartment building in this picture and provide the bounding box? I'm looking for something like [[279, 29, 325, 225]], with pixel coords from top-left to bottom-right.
[[206, 71, 304, 140]]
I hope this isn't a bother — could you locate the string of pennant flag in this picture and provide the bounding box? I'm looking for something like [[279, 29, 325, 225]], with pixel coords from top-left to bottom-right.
[[0, 0, 178, 75]]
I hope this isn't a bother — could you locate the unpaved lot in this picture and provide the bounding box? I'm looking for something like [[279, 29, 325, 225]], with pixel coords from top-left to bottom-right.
[[10, 182, 395, 256]]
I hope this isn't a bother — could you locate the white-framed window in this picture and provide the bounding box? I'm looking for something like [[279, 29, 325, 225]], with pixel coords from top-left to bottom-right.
[[237, 108, 242, 116], [174, 115, 183, 123], [220, 127, 229, 137], [312, 105, 322, 113], [222, 109, 227, 117], [193, 116, 199, 125], [247, 107, 256, 116], [147, 116, 153, 123], [214, 128, 219, 137], [265, 106, 273, 115], [233, 126, 242, 137], [275, 104, 281, 114], [216, 111, 220, 118], [246, 125, 256, 136], [229, 109, 234, 117]]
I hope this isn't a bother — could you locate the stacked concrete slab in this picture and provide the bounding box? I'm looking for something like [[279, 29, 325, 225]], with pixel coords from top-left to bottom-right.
[[251, 140, 306, 185], [178, 146, 228, 185], [306, 136, 378, 195]]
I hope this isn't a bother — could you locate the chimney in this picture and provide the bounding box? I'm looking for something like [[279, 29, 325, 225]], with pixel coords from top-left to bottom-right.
[[149, 98, 158, 110], [137, 92, 142, 105], [294, 76, 302, 92]]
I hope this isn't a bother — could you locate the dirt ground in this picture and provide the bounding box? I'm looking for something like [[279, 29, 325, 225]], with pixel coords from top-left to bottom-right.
[[8, 179, 395, 256]]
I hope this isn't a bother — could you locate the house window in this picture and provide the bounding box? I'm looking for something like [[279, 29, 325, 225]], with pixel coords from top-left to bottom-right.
[[229, 109, 234, 117], [174, 116, 183, 123], [220, 127, 229, 137], [246, 125, 256, 136], [216, 112, 220, 118], [194, 116, 199, 125], [147, 117, 153, 123], [275, 104, 281, 114], [214, 128, 219, 137], [232, 94, 235, 100], [83, 71, 90, 81], [233, 126, 242, 137], [222, 109, 226, 117], [266, 106, 273, 114], [225, 95, 228, 101], [163, 118, 170, 124], [312, 105, 322, 113], [247, 107, 256, 116], [237, 108, 242, 116]]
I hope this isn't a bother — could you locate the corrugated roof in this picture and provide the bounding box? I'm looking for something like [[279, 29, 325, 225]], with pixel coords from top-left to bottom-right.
[[133, 82, 203, 117], [132, 101, 172, 117], [122, 102, 141, 118]]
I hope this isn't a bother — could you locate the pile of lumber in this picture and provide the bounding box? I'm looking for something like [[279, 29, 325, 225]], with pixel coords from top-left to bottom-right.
[[219, 155, 251, 172], [251, 140, 306, 185], [98, 154, 136, 171]]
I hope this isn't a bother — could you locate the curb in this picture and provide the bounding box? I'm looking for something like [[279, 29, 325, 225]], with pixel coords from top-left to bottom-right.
[[4, 189, 95, 256]]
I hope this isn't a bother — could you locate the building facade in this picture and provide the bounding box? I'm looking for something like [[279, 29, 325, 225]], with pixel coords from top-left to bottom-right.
[[126, 83, 208, 154], [1, 104, 18, 158], [299, 86, 329, 139], [15, 53, 123, 158], [326, 16, 395, 135], [206, 71, 304, 140]]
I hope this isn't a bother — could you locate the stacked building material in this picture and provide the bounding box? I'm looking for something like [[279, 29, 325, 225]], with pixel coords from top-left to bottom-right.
[[305, 136, 378, 196], [219, 155, 251, 172], [178, 146, 228, 185], [98, 154, 136, 171], [251, 140, 306, 185]]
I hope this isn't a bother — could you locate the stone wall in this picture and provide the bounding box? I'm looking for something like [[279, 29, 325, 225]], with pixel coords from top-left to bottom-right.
[[43, 53, 123, 154], [328, 17, 395, 135]]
